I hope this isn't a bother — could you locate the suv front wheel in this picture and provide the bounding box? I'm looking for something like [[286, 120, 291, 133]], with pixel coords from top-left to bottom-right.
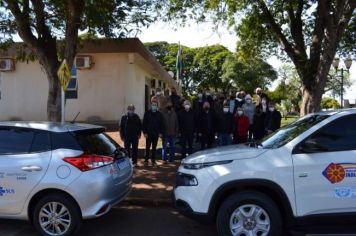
[[216, 191, 282, 236]]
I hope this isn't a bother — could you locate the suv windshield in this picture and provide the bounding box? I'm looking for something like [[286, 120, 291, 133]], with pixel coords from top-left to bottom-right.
[[260, 114, 330, 149]]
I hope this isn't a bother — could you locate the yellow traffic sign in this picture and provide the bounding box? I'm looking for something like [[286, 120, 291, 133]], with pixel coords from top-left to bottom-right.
[[57, 59, 71, 91]]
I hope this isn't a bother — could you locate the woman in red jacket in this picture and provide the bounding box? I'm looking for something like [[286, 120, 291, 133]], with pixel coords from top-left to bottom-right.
[[234, 107, 250, 144]]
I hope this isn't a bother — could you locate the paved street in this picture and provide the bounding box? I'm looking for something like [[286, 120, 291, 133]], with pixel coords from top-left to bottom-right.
[[0, 206, 216, 236], [2, 205, 356, 236]]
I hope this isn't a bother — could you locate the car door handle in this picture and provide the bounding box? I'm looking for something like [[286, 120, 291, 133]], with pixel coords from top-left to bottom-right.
[[299, 172, 308, 178], [21, 166, 42, 172]]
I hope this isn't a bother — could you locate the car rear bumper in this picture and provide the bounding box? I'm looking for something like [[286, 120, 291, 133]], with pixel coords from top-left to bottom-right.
[[65, 163, 133, 219]]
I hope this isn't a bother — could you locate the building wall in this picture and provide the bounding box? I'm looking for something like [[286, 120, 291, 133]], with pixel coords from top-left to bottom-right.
[[0, 53, 156, 122], [0, 61, 48, 121]]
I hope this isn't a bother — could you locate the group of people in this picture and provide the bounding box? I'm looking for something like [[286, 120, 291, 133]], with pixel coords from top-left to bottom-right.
[[119, 87, 281, 167]]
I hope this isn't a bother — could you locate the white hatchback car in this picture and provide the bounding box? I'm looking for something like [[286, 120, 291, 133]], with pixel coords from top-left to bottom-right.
[[0, 122, 132, 236], [174, 109, 356, 235]]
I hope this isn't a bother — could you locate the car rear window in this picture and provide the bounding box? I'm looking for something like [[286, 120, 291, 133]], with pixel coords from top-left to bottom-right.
[[51, 132, 82, 151], [74, 130, 120, 156]]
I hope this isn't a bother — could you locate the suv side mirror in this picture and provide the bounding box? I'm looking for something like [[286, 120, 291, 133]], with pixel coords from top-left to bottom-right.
[[294, 138, 329, 154]]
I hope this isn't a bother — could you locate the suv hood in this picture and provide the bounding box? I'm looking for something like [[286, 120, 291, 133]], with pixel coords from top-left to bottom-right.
[[183, 144, 267, 164]]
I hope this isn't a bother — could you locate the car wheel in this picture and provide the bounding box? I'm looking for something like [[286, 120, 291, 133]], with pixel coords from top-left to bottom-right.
[[216, 191, 282, 236], [32, 193, 82, 236]]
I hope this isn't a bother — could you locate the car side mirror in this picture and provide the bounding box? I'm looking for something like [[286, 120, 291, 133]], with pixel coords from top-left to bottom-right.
[[294, 138, 329, 154]]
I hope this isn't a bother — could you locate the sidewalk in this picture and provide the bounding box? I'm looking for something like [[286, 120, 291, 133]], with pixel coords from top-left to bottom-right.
[[123, 160, 179, 207], [106, 132, 188, 207]]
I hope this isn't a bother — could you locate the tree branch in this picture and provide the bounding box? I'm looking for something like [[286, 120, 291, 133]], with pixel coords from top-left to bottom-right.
[[30, 0, 50, 39], [287, 0, 307, 60], [5, 0, 38, 48], [309, 1, 325, 77], [257, 0, 303, 69], [63, 0, 85, 67]]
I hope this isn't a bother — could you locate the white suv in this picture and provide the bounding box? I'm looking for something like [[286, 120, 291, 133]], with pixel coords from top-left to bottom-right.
[[174, 109, 356, 236]]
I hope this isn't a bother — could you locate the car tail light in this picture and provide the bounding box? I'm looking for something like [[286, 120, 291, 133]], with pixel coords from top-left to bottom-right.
[[63, 154, 114, 172]]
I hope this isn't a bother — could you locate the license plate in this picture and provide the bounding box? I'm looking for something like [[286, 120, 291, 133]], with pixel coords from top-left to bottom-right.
[[117, 158, 130, 170]]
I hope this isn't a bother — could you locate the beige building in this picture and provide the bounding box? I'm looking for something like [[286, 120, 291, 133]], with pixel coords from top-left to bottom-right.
[[0, 38, 178, 123]]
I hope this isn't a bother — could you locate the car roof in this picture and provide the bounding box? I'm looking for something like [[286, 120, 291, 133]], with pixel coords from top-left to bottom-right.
[[0, 121, 104, 133], [312, 108, 356, 116]]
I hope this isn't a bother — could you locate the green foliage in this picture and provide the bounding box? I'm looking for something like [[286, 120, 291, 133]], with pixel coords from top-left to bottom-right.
[[145, 41, 276, 96], [158, 0, 355, 114], [325, 67, 352, 97], [222, 55, 277, 94], [321, 97, 341, 109], [193, 44, 232, 91], [0, 1, 156, 58]]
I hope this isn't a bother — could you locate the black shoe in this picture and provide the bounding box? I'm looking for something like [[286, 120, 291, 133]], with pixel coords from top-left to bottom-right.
[[151, 161, 156, 166]]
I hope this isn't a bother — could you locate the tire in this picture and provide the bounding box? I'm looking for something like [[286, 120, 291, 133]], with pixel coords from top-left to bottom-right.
[[32, 193, 82, 236], [216, 191, 282, 236]]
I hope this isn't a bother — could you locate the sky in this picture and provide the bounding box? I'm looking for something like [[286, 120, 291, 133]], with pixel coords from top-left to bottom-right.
[[138, 21, 356, 101]]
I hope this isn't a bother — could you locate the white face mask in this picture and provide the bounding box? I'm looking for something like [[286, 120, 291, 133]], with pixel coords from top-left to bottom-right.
[[156, 92, 161, 96], [223, 107, 229, 113], [237, 111, 243, 116], [184, 105, 190, 110], [198, 94, 203, 98], [269, 107, 275, 112], [246, 99, 252, 104], [206, 92, 211, 96]]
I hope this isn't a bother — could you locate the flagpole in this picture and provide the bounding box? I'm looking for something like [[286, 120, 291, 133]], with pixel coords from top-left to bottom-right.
[[177, 41, 180, 82]]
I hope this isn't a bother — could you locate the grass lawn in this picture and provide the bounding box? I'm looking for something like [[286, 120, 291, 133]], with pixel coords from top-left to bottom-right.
[[281, 116, 299, 127]]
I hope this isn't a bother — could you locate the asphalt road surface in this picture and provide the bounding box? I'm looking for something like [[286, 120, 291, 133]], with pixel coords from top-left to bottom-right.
[[1, 206, 355, 236]]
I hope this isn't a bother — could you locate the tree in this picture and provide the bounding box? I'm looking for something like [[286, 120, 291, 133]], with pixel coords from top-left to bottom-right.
[[325, 68, 352, 99], [222, 54, 277, 94], [321, 97, 341, 109], [0, 0, 154, 121], [144, 41, 198, 95], [145, 42, 233, 95], [160, 0, 355, 115], [193, 44, 232, 92]]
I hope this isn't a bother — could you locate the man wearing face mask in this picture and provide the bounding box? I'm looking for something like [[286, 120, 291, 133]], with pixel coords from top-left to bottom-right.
[[120, 104, 142, 167], [227, 91, 238, 114], [155, 87, 168, 111], [242, 94, 256, 142], [170, 87, 181, 112], [233, 107, 250, 144], [143, 100, 163, 166], [178, 100, 195, 158], [235, 91, 246, 108], [265, 102, 282, 134], [214, 93, 225, 114], [217, 102, 235, 146], [197, 102, 216, 150], [205, 90, 214, 108], [193, 89, 206, 118], [253, 107, 266, 141]]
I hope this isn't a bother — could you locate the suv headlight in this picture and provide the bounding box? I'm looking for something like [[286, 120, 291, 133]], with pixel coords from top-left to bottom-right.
[[182, 160, 233, 170], [176, 173, 198, 186]]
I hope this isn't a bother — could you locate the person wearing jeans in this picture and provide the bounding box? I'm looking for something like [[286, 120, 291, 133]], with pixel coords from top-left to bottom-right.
[[143, 100, 163, 166], [217, 102, 234, 146], [161, 101, 179, 162]]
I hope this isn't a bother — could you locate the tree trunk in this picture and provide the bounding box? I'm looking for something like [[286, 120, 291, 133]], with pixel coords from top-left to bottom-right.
[[35, 42, 61, 122], [300, 86, 323, 116]]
